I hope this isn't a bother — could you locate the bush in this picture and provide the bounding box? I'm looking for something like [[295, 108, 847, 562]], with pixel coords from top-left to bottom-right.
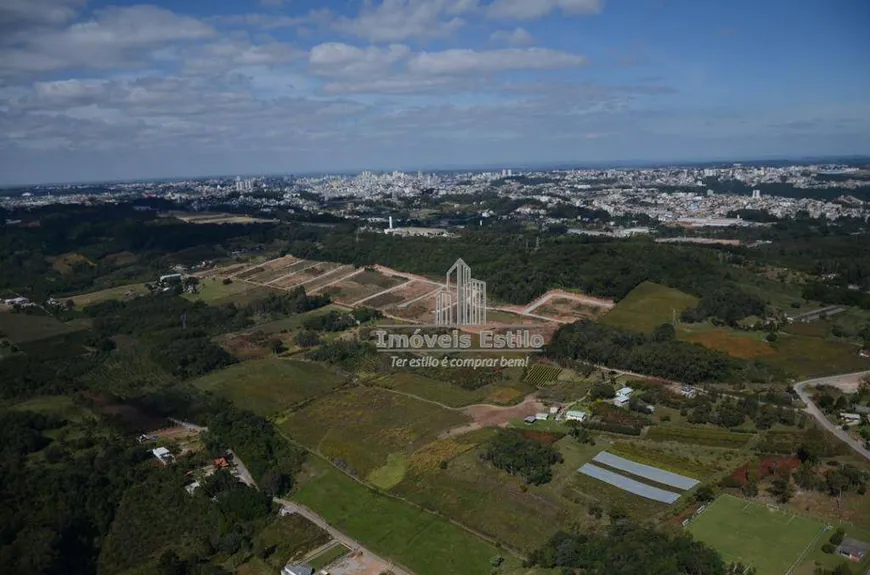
[[830, 528, 845, 546], [822, 543, 836, 554], [222, 278, 232, 285]]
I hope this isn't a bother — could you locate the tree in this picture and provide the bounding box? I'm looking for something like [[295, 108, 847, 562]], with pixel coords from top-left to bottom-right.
[[768, 474, 795, 503], [157, 550, 188, 575], [294, 330, 320, 347], [652, 323, 676, 342], [269, 338, 285, 355], [695, 485, 716, 503]]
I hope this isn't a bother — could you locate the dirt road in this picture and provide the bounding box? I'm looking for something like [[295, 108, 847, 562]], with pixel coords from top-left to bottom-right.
[[274, 499, 412, 575], [793, 371, 870, 462]]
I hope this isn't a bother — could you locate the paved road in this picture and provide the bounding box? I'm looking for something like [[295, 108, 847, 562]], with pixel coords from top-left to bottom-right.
[[274, 498, 412, 575], [793, 371, 870, 462]]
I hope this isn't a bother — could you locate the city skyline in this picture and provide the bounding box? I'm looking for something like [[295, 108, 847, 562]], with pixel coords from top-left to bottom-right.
[[1, 0, 868, 185]]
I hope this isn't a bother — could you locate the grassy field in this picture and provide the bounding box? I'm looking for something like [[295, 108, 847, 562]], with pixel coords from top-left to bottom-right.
[[394, 434, 601, 551], [371, 372, 530, 408], [183, 278, 267, 304], [308, 544, 349, 570], [9, 395, 96, 422], [677, 322, 775, 359], [599, 282, 698, 333], [69, 283, 148, 308], [760, 333, 870, 379], [192, 359, 346, 416], [0, 311, 78, 343], [247, 304, 345, 333], [280, 387, 469, 477], [252, 513, 331, 570], [292, 458, 503, 575], [794, 524, 870, 575], [646, 426, 754, 448], [687, 494, 827, 575]]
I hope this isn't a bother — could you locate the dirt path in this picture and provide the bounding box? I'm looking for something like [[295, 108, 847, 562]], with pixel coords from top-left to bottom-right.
[[523, 289, 615, 314], [794, 371, 870, 462]]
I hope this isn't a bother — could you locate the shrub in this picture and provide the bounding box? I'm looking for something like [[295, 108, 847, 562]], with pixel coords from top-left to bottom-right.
[[822, 543, 835, 554], [830, 528, 845, 546]]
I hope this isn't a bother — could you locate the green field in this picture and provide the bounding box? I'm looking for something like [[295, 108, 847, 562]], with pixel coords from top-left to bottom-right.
[[0, 311, 78, 343], [69, 283, 148, 308], [372, 371, 529, 408], [524, 364, 563, 386], [281, 387, 469, 477], [687, 494, 827, 575], [393, 435, 601, 551], [82, 346, 177, 397], [183, 278, 265, 304], [192, 359, 346, 416], [307, 544, 349, 570], [600, 281, 699, 333], [247, 304, 345, 333], [252, 513, 331, 570], [760, 332, 870, 379], [9, 395, 96, 422], [292, 458, 503, 575]]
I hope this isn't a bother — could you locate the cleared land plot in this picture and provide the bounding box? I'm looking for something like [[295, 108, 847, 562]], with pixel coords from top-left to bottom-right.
[[303, 266, 359, 293], [374, 281, 442, 322], [324, 270, 405, 305], [307, 544, 349, 571], [272, 262, 346, 289], [533, 297, 609, 322], [524, 364, 562, 386], [192, 359, 346, 416], [292, 458, 500, 575], [578, 463, 681, 504], [183, 278, 267, 304], [678, 323, 775, 359], [281, 387, 469, 477], [10, 395, 96, 422], [252, 513, 331, 570], [373, 372, 531, 409], [761, 333, 870, 379], [68, 283, 149, 308], [0, 312, 79, 343], [688, 494, 827, 575], [600, 281, 699, 333], [592, 451, 699, 490]]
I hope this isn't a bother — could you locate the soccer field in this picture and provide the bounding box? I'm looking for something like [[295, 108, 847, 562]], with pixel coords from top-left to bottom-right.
[[687, 495, 828, 575]]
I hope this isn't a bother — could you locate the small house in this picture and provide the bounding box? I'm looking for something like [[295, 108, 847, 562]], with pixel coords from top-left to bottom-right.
[[213, 457, 230, 469], [151, 447, 173, 465], [549, 406, 559, 415], [184, 481, 200, 495], [283, 563, 314, 575], [616, 386, 634, 398], [565, 410, 588, 422], [837, 537, 869, 562], [535, 412, 549, 421], [613, 395, 630, 408], [523, 416, 537, 424]]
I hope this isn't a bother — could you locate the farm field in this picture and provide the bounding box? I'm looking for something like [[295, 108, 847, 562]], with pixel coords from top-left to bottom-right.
[[0, 311, 79, 343], [599, 281, 699, 333], [394, 434, 599, 551], [322, 269, 406, 305], [646, 426, 755, 448], [245, 304, 346, 333], [68, 282, 149, 308], [192, 359, 346, 416], [688, 494, 827, 575], [280, 387, 469, 477], [291, 457, 503, 575], [524, 364, 563, 386]]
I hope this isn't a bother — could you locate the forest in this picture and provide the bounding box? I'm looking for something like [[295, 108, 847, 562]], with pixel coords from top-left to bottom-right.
[[546, 320, 783, 384], [482, 429, 564, 485]]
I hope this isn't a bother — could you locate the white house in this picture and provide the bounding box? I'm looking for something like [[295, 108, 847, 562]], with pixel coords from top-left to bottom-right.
[[535, 412, 549, 421], [151, 446, 173, 465], [565, 410, 588, 422], [616, 386, 634, 397], [613, 396, 630, 408]]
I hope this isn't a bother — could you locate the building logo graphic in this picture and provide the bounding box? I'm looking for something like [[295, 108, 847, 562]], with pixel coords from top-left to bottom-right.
[[435, 258, 487, 326]]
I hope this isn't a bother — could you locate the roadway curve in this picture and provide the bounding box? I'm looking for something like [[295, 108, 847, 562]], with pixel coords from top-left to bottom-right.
[[793, 371, 870, 462]]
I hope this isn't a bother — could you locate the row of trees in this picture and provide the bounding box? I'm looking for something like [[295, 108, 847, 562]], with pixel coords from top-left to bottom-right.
[[481, 430, 564, 485]]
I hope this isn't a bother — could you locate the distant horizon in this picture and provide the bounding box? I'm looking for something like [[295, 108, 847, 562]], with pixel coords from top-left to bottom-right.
[[4, 153, 870, 190]]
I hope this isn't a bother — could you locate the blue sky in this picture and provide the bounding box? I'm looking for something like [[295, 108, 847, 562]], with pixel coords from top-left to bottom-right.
[[0, 0, 868, 184]]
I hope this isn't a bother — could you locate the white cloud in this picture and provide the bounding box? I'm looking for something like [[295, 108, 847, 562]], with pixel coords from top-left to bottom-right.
[[309, 42, 410, 78], [0, 5, 215, 76], [490, 27, 533, 46], [333, 0, 468, 42], [487, 0, 603, 20], [407, 47, 587, 75], [0, 0, 84, 31]]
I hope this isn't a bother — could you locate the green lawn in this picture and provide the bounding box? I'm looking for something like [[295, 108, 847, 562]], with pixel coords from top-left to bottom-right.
[[599, 281, 699, 334], [760, 332, 870, 379], [9, 395, 96, 422], [0, 311, 77, 343], [192, 359, 346, 416], [281, 386, 469, 477], [687, 494, 827, 575], [248, 305, 345, 333], [292, 458, 503, 575]]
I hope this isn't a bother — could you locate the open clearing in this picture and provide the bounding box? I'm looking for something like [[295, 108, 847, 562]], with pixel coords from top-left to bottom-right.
[[678, 323, 775, 359], [687, 494, 827, 575], [761, 333, 870, 379], [0, 311, 79, 343], [372, 372, 532, 409], [171, 212, 278, 225], [324, 270, 406, 306], [252, 513, 331, 571], [192, 359, 346, 416], [600, 281, 699, 333], [69, 283, 149, 308], [184, 278, 278, 305], [292, 457, 500, 575], [281, 387, 469, 477]]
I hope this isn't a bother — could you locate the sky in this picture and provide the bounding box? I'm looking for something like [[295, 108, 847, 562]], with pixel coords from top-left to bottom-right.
[[0, 0, 869, 185]]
